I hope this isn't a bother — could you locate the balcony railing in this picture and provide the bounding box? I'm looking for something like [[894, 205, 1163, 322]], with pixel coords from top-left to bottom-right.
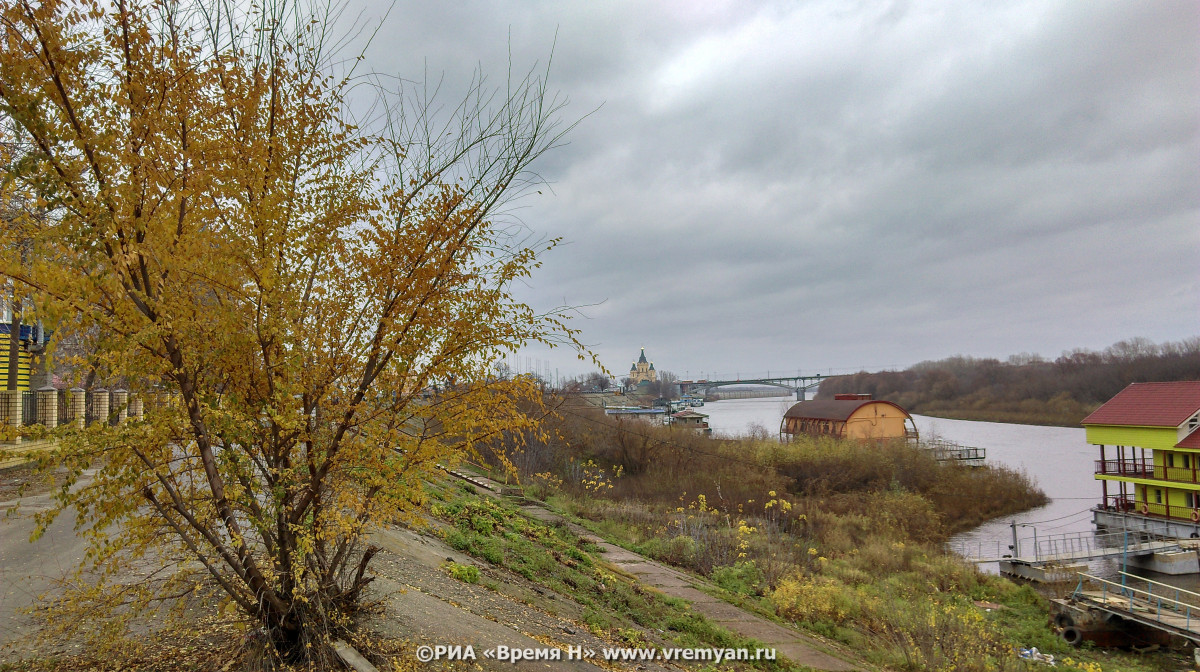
[[1098, 496, 1200, 522], [1095, 459, 1154, 478], [1099, 496, 1137, 513], [1095, 459, 1200, 484]]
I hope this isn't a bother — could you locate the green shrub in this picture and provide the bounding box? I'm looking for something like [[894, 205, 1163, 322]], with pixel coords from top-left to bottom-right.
[[473, 537, 504, 564], [444, 529, 469, 551], [640, 534, 698, 566], [470, 513, 495, 535], [445, 562, 480, 584], [711, 561, 765, 596]]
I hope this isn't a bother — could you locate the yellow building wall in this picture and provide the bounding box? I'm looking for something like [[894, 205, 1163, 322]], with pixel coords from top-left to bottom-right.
[[1169, 488, 1191, 508], [1152, 453, 1200, 510], [843, 404, 909, 440], [0, 349, 31, 391], [1086, 425, 1181, 452], [1154, 450, 1199, 469], [1129, 484, 1200, 517], [629, 363, 655, 385]]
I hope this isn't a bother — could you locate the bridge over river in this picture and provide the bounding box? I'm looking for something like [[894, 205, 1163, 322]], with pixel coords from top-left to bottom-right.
[[679, 374, 827, 400]]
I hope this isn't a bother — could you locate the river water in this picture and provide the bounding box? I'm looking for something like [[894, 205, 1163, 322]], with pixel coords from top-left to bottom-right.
[[697, 396, 1123, 577]]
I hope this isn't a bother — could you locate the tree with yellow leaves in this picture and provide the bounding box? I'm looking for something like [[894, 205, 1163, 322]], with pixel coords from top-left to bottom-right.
[[0, 0, 580, 662]]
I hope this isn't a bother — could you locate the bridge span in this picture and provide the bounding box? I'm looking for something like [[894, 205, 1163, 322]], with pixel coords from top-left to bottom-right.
[[678, 375, 827, 401]]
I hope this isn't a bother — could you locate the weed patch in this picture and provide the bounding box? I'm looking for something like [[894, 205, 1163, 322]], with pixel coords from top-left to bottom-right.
[[427, 489, 798, 671], [444, 561, 480, 584]]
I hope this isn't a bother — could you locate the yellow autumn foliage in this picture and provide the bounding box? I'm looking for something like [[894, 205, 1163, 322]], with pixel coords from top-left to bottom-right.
[[0, 0, 581, 662]]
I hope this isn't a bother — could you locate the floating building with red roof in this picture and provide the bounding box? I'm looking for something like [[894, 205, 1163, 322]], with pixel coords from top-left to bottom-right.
[[1086, 381, 1200, 534]]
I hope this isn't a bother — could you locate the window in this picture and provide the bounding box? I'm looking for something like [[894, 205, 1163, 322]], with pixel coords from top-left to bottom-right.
[[1186, 455, 1192, 470], [1155, 489, 1163, 504], [1188, 492, 1197, 509], [1169, 454, 1176, 468]]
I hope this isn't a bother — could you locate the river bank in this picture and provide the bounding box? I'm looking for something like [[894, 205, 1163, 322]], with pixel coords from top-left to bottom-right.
[[700, 398, 1116, 565], [484, 396, 1192, 671], [885, 404, 1090, 428], [697, 398, 1116, 573], [814, 342, 1200, 430]]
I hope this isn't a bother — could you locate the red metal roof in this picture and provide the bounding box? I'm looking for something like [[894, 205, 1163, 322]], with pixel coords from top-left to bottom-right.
[[1081, 381, 1200, 427], [1177, 428, 1200, 449], [783, 399, 911, 422]]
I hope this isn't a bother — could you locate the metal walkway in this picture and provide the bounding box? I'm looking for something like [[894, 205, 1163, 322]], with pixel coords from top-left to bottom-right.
[[1073, 572, 1200, 641], [923, 438, 986, 466], [952, 530, 1182, 564]]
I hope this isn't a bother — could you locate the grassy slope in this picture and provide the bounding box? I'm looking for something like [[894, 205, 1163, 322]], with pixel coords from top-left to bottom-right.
[[546, 491, 1185, 672], [425, 480, 805, 671]]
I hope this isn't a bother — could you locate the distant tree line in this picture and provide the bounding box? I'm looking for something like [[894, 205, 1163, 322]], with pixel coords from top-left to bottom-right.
[[816, 337, 1200, 426]]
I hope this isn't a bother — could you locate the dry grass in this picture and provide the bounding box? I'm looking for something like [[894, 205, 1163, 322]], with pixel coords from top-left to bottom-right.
[[484, 400, 1105, 671], [506, 400, 1046, 538]]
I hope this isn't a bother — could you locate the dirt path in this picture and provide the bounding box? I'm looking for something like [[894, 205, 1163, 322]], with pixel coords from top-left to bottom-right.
[[440, 468, 862, 671]]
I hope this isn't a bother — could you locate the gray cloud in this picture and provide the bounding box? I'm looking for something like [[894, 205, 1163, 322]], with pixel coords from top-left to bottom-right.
[[356, 0, 1199, 379]]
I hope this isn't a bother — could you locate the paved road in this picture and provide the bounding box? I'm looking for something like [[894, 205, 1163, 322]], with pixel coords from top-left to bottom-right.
[[0, 488, 90, 654]]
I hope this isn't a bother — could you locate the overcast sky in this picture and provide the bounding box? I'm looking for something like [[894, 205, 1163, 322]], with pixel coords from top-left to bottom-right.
[[359, 0, 1198, 382]]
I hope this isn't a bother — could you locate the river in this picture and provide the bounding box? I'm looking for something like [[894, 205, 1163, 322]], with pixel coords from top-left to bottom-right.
[[697, 395, 1122, 577]]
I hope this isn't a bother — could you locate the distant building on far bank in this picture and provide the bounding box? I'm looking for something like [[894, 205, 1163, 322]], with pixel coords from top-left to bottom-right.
[[779, 394, 918, 443], [670, 409, 711, 434], [628, 348, 656, 387]]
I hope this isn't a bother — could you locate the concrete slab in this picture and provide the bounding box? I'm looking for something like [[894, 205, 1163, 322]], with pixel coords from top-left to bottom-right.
[[697, 600, 761, 623], [371, 575, 606, 672], [662, 586, 717, 604], [1125, 550, 1200, 575]]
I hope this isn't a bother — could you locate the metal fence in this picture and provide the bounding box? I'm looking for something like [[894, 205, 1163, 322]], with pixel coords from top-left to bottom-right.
[[20, 391, 36, 426], [948, 528, 1176, 563], [57, 389, 72, 426], [923, 438, 987, 465]]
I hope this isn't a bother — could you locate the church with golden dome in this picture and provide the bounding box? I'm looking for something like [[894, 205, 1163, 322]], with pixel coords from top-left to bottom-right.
[[628, 347, 656, 386]]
